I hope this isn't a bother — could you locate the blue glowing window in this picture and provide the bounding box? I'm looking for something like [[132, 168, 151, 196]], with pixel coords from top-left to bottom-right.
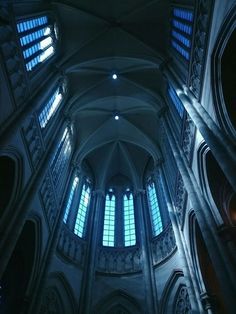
[[171, 40, 190, 60], [17, 16, 48, 33], [172, 19, 192, 35], [74, 184, 91, 238], [51, 127, 72, 184], [63, 176, 79, 223], [172, 30, 191, 48], [17, 16, 55, 72], [147, 182, 163, 236], [173, 8, 193, 22], [103, 194, 116, 247], [124, 194, 136, 246], [38, 87, 63, 128], [168, 84, 184, 118], [171, 8, 193, 61]]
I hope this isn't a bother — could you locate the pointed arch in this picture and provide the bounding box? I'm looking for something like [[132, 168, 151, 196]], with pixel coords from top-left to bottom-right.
[[211, 4, 236, 138], [0, 220, 39, 313], [160, 269, 185, 314], [94, 289, 141, 314], [189, 211, 228, 313], [41, 272, 77, 314], [0, 148, 23, 226]]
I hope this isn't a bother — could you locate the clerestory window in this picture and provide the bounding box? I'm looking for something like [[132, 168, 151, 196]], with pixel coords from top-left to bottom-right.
[[17, 15, 57, 72], [123, 192, 136, 247], [168, 83, 185, 118], [74, 181, 91, 238], [50, 126, 72, 185], [103, 192, 116, 247], [38, 82, 65, 129], [63, 176, 79, 223], [147, 181, 163, 236], [102, 188, 136, 247], [171, 8, 194, 61]]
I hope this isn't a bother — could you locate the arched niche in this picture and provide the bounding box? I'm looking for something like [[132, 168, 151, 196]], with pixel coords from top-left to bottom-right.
[[0, 155, 17, 218], [160, 270, 191, 314], [212, 5, 236, 138], [40, 272, 77, 314], [0, 220, 37, 314], [206, 150, 236, 226], [221, 29, 236, 130], [189, 213, 228, 313], [198, 143, 236, 227], [94, 290, 141, 314]]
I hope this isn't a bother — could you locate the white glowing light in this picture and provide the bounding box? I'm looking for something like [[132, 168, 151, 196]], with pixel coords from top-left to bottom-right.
[[115, 115, 119, 120], [112, 73, 118, 80]]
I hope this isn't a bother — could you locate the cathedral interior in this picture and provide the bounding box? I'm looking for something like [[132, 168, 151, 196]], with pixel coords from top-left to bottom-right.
[[0, 0, 236, 313]]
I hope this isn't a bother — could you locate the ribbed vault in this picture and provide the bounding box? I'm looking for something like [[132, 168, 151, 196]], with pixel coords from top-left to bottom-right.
[[53, 0, 170, 186]]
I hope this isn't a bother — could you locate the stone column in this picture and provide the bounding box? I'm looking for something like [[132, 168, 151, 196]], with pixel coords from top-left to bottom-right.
[[159, 165, 204, 313], [161, 113, 236, 313], [134, 189, 159, 314], [0, 118, 67, 278], [164, 69, 236, 191], [29, 163, 74, 314], [78, 189, 105, 314], [0, 70, 63, 142]]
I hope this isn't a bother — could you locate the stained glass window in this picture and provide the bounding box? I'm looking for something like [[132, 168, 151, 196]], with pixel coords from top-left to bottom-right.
[[103, 193, 116, 247], [171, 8, 194, 61], [147, 181, 163, 236], [74, 183, 91, 237], [124, 193, 136, 246], [17, 16, 56, 71]]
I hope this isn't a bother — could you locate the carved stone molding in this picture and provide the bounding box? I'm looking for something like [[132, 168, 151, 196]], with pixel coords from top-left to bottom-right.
[[40, 172, 57, 230], [151, 223, 176, 266], [174, 173, 187, 227], [0, 14, 28, 105], [39, 289, 61, 314], [96, 246, 142, 274], [57, 225, 86, 267], [23, 115, 44, 169], [188, 0, 213, 99], [181, 114, 195, 163], [175, 286, 191, 314]]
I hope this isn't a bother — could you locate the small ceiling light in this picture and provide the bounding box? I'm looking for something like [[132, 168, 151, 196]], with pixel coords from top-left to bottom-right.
[[112, 73, 118, 80], [114, 115, 119, 120]]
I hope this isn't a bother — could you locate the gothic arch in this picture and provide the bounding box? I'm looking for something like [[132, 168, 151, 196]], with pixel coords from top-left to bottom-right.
[[41, 272, 77, 314], [0, 148, 22, 222], [211, 4, 236, 138], [94, 289, 141, 314], [40, 287, 64, 314], [0, 220, 39, 314], [160, 269, 186, 314], [25, 216, 42, 293], [189, 212, 228, 313], [197, 142, 236, 226]]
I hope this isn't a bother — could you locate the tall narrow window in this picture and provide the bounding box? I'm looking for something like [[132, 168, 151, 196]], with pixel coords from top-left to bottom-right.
[[168, 84, 184, 118], [74, 183, 91, 238], [17, 15, 57, 72], [103, 192, 116, 247], [171, 8, 194, 61], [124, 193, 136, 246], [50, 127, 72, 185], [38, 85, 64, 129], [63, 176, 79, 223], [147, 181, 163, 236]]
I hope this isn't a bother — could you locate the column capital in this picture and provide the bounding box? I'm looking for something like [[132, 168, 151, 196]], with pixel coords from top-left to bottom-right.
[[92, 189, 105, 198], [154, 158, 164, 170], [157, 106, 169, 118], [134, 188, 145, 198], [200, 292, 215, 312]]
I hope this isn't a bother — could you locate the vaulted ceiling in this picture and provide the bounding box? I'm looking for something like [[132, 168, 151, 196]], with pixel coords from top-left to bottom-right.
[[53, 0, 171, 187]]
